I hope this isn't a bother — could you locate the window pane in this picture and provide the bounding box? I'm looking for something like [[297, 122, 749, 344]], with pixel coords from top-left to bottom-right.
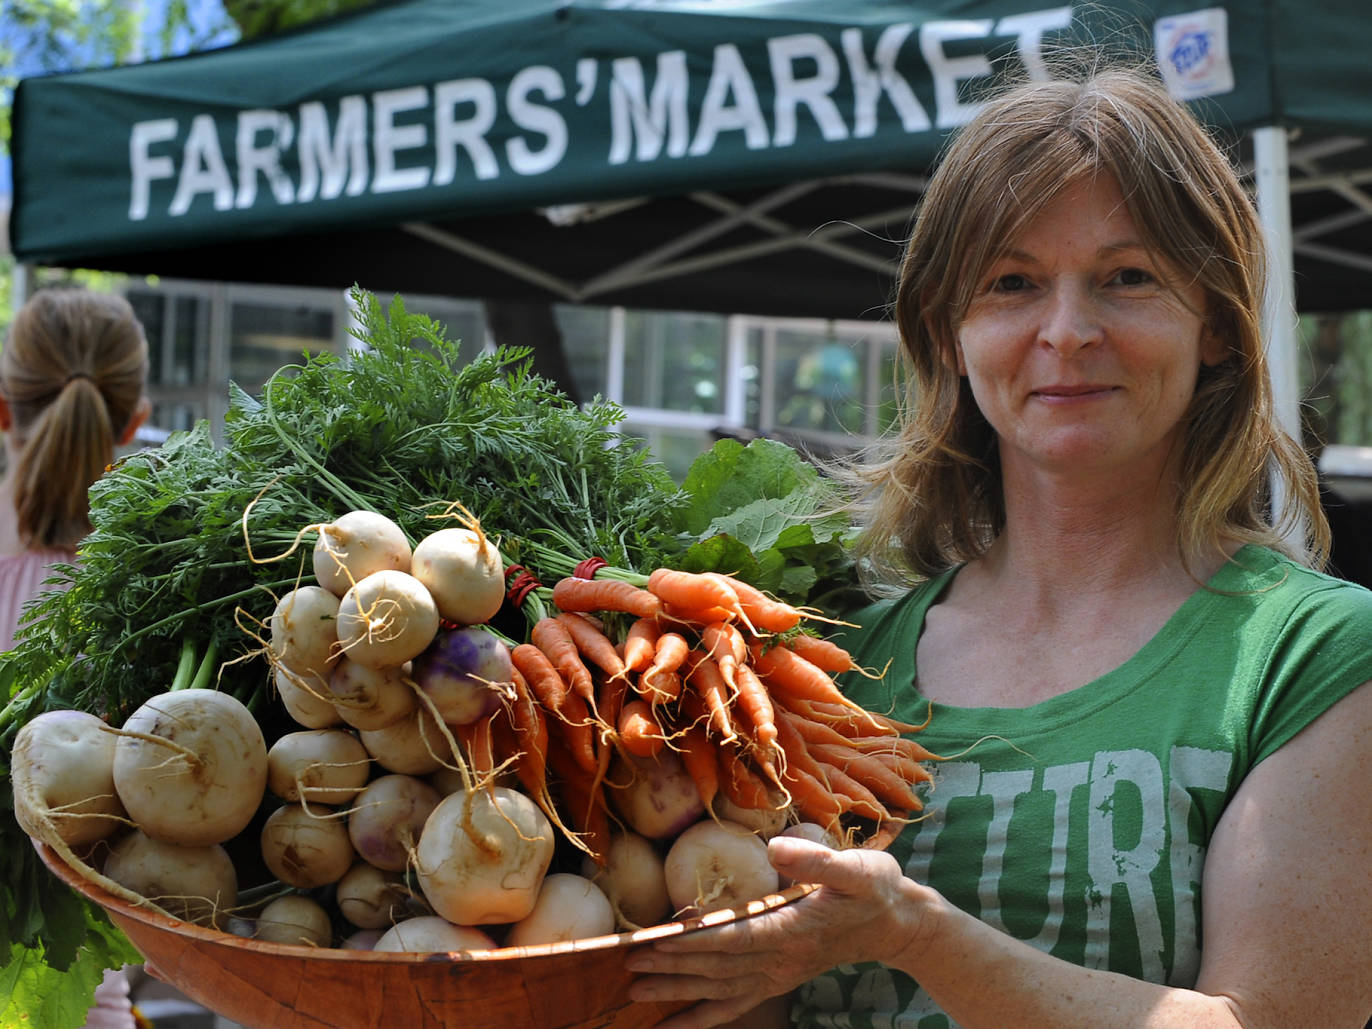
[[127, 292, 166, 387], [772, 329, 865, 435], [554, 305, 610, 401], [622, 311, 726, 414], [619, 422, 716, 483], [170, 296, 207, 386], [229, 302, 336, 396]]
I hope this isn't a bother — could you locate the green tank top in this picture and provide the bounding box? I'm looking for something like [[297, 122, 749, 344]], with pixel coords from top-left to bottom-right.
[[795, 546, 1372, 1028]]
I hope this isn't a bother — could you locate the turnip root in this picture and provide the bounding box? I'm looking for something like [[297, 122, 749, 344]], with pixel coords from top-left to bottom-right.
[[373, 916, 495, 953], [357, 706, 457, 777], [260, 802, 355, 889], [336, 861, 421, 929], [267, 729, 371, 805], [276, 666, 345, 729], [409, 516, 504, 626], [329, 657, 417, 731], [102, 829, 237, 927], [112, 689, 268, 847], [411, 626, 511, 726], [12, 709, 127, 847], [341, 927, 385, 950], [605, 750, 705, 840], [582, 831, 672, 930], [254, 894, 333, 947], [313, 510, 412, 598], [268, 585, 340, 682], [347, 773, 442, 872], [505, 873, 615, 947], [664, 819, 780, 918], [714, 792, 790, 840], [415, 785, 553, 925], [336, 569, 439, 669]]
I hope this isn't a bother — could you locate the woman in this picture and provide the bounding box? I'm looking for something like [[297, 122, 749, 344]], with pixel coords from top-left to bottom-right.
[[626, 65, 1372, 1028], [1, 287, 151, 1027]]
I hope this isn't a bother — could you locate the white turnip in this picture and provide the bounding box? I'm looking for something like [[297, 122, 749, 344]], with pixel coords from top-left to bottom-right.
[[373, 917, 495, 953], [605, 750, 705, 840], [275, 665, 345, 729], [347, 773, 442, 872], [102, 829, 237, 927], [505, 872, 615, 947], [582, 830, 672, 930], [411, 626, 511, 726], [664, 819, 780, 918], [714, 792, 790, 839], [313, 510, 412, 598], [112, 689, 267, 847], [11, 709, 127, 847], [336, 569, 440, 669], [336, 861, 421, 929], [356, 705, 457, 777], [266, 729, 371, 805], [341, 927, 385, 950], [268, 585, 340, 682], [328, 657, 417, 731], [409, 516, 504, 626], [260, 802, 355, 889], [414, 785, 553, 926], [254, 894, 333, 947]]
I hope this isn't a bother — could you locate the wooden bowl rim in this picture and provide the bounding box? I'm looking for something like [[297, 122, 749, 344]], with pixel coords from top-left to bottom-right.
[[35, 840, 817, 964]]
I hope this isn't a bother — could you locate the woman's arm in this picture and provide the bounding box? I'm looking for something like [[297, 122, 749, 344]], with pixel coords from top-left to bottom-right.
[[628, 682, 1372, 1029]]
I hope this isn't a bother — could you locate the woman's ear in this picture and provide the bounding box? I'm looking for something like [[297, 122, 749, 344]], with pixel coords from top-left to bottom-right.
[[0, 395, 11, 433], [118, 397, 152, 446]]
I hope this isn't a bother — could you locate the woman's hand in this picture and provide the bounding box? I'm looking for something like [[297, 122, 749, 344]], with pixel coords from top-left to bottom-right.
[[625, 834, 931, 1029]]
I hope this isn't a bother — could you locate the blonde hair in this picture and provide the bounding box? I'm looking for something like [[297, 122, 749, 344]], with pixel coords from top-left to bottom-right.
[[3, 289, 149, 548], [849, 63, 1326, 586]]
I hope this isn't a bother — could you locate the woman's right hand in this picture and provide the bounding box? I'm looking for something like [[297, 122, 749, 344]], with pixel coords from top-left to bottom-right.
[[626, 835, 933, 1029]]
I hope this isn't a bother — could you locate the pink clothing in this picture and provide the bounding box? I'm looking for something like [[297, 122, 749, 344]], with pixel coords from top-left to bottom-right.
[[81, 969, 135, 1029], [2, 550, 136, 1029], [0, 547, 75, 652]]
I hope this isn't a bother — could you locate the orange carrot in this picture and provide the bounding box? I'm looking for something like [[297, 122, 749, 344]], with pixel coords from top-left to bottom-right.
[[809, 741, 926, 812], [783, 697, 930, 736], [555, 690, 600, 776], [456, 710, 497, 781], [751, 642, 876, 722], [622, 616, 662, 673], [647, 568, 742, 622], [686, 654, 737, 743], [639, 630, 690, 703], [676, 723, 720, 813], [531, 616, 596, 709], [511, 642, 569, 715], [507, 669, 550, 796], [704, 573, 803, 633], [731, 661, 778, 756], [785, 633, 858, 675], [555, 611, 629, 684], [779, 761, 844, 832], [717, 744, 776, 811], [552, 576, 664, 620], [545, 734, 611, 865], [700, 621, 747, 691], [617, 698, 667, 758], [814, 759, 888, 821]]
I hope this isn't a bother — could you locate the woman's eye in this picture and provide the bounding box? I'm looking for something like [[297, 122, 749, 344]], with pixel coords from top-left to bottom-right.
[[992, 273, 1030, 292], [1113, 267, 1154, 286]]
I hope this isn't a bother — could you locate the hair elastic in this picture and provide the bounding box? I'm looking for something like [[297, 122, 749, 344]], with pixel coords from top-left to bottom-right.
[[65, 371, 94, 385]]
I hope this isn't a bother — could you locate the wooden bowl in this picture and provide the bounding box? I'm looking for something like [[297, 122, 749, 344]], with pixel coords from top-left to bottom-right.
[[36, 841, 817, 1029]]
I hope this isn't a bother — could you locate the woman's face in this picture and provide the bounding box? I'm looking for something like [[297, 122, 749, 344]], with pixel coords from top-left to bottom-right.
[[953, 175, 1225, 484]]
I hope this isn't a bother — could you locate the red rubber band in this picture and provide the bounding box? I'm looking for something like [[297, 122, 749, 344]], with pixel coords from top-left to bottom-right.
[[573, 556, 608, 579], [503, 564, 543, 608]]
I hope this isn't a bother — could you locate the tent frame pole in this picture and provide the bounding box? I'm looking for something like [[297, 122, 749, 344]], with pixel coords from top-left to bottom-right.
[[1252, 124, 1304, 540]]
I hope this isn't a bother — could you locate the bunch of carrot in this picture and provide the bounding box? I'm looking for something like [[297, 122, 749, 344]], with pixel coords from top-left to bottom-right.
[[465, 566, 936, 863]]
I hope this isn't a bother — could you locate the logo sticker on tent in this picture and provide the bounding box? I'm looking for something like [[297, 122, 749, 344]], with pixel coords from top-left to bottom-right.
[[1154, 8, 1235, 100]]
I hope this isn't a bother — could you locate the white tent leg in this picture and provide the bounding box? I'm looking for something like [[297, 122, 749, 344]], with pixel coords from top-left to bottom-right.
[[1252, 125, 1304, 541], [10, 262, 35, 312]]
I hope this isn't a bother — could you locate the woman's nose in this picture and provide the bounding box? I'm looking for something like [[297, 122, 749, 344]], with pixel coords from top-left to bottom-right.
[[1038, 283, 1102, 355]]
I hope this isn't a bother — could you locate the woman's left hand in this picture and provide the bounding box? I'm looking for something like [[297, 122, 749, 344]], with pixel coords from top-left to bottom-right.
[[625, 834, 929, 1029]]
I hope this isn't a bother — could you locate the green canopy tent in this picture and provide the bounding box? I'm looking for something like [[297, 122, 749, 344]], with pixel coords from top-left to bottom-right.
[[9, 0, 1372, 437]]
